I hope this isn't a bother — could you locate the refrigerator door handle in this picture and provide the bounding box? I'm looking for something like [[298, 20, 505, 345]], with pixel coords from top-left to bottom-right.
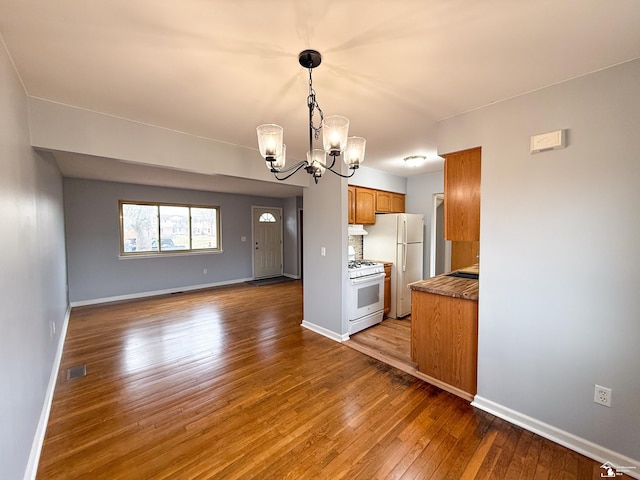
[[402, 243, 407, 272], [402, 218, 407, 244]]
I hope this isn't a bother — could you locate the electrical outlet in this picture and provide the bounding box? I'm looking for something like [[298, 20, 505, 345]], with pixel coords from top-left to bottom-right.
[[594, 385, 612, 407], [203, 268, 207, 274]]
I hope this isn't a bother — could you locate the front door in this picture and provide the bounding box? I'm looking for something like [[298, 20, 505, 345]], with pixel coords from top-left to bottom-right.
[[252, 206, 283, 279]]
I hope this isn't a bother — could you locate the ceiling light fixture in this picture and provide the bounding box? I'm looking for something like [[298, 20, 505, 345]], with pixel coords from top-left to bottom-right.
[[256, 50, 366, 184], [404, 155, 427, 167]]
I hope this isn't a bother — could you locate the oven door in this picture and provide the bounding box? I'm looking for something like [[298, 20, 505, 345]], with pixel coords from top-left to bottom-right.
[[348, 272, 385, 320]]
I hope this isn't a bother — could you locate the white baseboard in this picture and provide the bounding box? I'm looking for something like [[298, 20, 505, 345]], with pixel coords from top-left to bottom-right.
[[24, 305, 71, 480], [70, 278, 253, 307], [283, 273, 300, 279], [472, 396, 640, 479], [301, 320, 348, 342]]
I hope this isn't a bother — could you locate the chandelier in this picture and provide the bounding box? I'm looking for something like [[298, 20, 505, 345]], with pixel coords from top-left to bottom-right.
[[256, 50, 366, 184]]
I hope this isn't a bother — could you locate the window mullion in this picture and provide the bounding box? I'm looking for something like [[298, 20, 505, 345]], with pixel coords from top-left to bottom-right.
[[156, 205, 161, 252], [188, 207, 193, 251]]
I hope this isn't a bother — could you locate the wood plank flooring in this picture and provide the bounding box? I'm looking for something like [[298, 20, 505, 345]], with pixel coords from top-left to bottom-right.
[[38, 281, 610, 479], [345, 317, 415, 369]]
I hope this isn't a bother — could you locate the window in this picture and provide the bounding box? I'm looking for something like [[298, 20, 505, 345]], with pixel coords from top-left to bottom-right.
[[120, 201, 220, 255], [258, 212, 277, 223]]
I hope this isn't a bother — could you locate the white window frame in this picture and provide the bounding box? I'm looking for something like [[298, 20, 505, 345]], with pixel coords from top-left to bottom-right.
[[119, 200, 221, 256]]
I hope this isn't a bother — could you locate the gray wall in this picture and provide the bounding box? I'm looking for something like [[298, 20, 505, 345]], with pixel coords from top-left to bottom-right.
[[302, 172, 349, 339], [282, 196, 301, 277], [64, 178, 291, 303], [0, 41, 68, 479], [438, 58, 640, 462], [406, 171, 445, 278], [349, 165, 407, 194]]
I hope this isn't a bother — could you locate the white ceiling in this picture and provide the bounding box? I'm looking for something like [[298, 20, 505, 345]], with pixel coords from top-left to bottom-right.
[[1, 0, 640, 195]]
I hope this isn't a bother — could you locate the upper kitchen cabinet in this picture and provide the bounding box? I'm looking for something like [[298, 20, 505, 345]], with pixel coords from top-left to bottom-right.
[[391, 193, 405, 213], [348, 185, 355, 224], [376, 190, 405, 214], [443, 147, 481, 241], [355, 187, 376, 224]]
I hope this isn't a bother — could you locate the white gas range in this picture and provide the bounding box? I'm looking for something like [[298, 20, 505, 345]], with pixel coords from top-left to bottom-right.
[[347, 260, 385, 335]]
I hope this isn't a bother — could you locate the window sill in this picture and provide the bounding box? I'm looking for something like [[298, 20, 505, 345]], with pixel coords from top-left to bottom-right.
[[118, 249, 223, 259]]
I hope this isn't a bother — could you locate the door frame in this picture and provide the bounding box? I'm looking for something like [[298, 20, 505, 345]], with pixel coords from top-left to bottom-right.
[[298, 207, 303, 282], [251, 206, 284, 279], [430, 193, 451, 277]]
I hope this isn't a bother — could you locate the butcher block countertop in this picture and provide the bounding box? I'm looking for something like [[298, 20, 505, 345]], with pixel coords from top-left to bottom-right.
[[409, 270, 478, 301]]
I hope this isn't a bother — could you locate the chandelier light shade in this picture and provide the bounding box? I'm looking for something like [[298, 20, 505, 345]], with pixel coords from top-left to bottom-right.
[[267, 143, 286, 171], [307, 149, 327, 178], [344, 136, 366, 168], [256, 124, 284, 163], [256, 49, 365, 184], [322, 115, 350, 156]]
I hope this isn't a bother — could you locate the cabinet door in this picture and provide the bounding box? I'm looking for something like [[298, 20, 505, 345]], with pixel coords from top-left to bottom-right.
[[355, 187, 376, 224], [411, 291, 478, 396], [391, 193, 405, 213], [376, 190, 392, 213], [443, 147, 481, 241], [451, 241, 479, 271], [348, 185, 355, 224], [383, 265, 391, 317]]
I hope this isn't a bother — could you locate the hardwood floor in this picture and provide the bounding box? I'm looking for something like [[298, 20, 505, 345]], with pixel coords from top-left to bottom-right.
[[345, 317, 415, 371], [39, 281, 609, 479], [345, 318, 477, 402]]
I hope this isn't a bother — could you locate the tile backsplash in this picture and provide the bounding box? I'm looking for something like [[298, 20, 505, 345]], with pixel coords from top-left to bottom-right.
[[348, 235, 364, 260]]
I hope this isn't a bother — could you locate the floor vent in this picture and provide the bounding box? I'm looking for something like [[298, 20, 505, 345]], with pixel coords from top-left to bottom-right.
[[66, 364, 87, 380]]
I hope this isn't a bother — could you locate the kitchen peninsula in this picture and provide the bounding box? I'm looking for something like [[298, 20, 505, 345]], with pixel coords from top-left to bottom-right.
[[409, 267, 479, 401]]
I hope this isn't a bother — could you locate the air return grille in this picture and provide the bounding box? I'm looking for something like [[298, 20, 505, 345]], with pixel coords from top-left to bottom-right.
[[66, 364, 87, 380]]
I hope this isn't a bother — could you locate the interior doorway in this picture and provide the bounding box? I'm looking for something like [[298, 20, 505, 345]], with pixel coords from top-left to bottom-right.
[[430, 193, 451, 277], [252, 206, 283, 279]]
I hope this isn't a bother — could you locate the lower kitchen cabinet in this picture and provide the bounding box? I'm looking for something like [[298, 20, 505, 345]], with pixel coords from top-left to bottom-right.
[[411, 290, 478, 398], [383, 263, 391, 317]]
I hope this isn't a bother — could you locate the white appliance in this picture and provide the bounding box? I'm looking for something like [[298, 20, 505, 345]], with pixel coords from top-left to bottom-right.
[[347, 261, 385, 335], [364, 213, 424, 318]]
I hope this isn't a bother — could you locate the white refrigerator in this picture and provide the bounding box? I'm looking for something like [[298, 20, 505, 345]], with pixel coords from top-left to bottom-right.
[[363, 213, 424, 318]]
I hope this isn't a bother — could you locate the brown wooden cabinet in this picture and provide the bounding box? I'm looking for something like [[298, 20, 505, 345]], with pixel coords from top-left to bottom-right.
[[348, 185, 355, 224], [383, 264, 392, 317], [375, 190, 405, 214], [411, 290, 478, 398], [443, 147, 481, 241], [375, 190, 392, 213], [349, 186, 405, 224], [391, 193, 405, 213], [451, 241, 480, 271], [354, 187, 376, 224]]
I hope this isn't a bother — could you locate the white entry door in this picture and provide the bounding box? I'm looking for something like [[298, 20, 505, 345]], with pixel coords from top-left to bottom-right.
[[252, 207, 283, 278]]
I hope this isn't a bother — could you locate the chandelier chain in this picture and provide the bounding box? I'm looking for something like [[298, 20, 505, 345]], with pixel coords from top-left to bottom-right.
[[308, 67, 323, 142]]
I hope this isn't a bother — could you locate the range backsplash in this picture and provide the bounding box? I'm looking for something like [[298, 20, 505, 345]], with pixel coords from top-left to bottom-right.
[[348, 235, 364, 260]]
